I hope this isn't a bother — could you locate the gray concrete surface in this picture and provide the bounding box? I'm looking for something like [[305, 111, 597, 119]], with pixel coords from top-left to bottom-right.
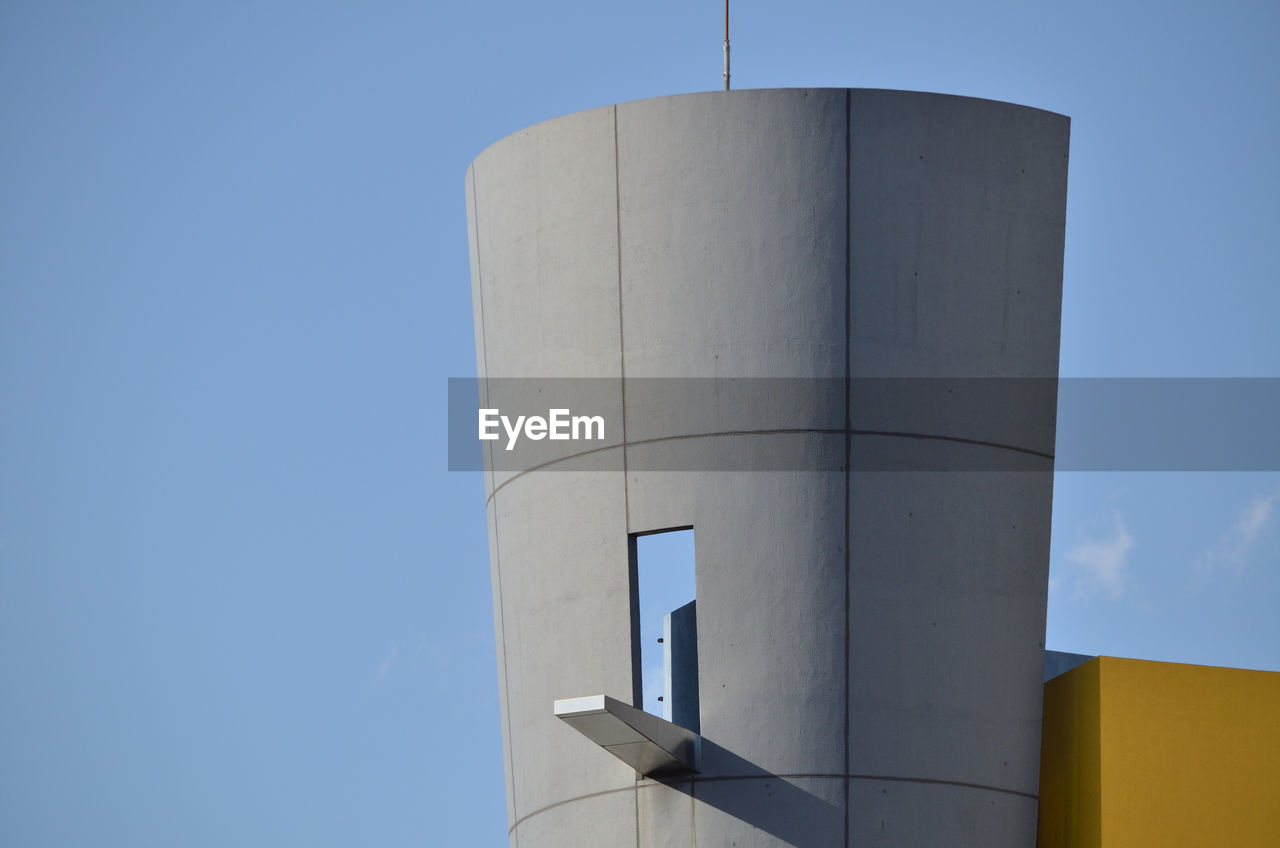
[[662, 600, 699, 732], [466, 88, 1069, 847]]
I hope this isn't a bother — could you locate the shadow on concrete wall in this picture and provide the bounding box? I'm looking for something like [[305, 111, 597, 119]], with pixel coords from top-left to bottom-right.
[[653, 737, 844, 847]]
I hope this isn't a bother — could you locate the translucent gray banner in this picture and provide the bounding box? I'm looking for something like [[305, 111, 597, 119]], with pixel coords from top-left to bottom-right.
[[447, 378, 1280, 472]]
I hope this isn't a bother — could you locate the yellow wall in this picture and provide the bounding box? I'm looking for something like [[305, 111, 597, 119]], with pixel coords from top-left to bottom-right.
[[1038, 656, 1280, 848], [1038, 658, 1101, 848]]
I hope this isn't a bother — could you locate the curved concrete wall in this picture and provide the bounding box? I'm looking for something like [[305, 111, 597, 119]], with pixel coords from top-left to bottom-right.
[[466, 89, 1069, 847]]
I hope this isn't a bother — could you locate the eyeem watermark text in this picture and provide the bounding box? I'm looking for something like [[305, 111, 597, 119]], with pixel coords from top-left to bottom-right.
[[479, 408, 606, 451]]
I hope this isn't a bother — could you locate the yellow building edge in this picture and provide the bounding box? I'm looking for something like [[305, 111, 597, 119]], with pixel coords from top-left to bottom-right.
[[1038, 657, 1101, 848], [1038, 656, 1280, 847]]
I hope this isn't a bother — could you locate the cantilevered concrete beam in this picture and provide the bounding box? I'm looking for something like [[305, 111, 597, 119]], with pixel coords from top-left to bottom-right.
[[554, 694, 699, 776]]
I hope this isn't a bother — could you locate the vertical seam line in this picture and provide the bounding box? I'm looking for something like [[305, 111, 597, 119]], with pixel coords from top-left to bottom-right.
[[690, 778, 698, 847], [615, 105, 630, 527], [614, 104, 640, 848], [471, 165, 520, 848], [842, 87, 853, 848]]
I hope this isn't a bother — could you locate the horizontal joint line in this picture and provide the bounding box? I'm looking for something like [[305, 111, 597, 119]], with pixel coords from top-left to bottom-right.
[[508, 773, 1037, 832], [484, 428, 1053, 504]]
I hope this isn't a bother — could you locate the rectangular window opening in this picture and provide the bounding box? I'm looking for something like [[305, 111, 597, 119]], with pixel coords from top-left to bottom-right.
[[630, 527, 698, 732]]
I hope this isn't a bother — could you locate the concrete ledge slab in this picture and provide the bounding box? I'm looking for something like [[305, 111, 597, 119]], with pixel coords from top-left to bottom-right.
[[554, 694, 699, 776]]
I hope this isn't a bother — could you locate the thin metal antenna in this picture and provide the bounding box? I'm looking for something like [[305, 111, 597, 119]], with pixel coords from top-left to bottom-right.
[[723, 0, 730, 90]]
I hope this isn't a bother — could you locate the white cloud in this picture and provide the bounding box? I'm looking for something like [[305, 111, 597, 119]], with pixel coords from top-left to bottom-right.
[[377, 644, 399, 679], [1194, 492, 1276, 579], [1064, 512, 1135, 600]]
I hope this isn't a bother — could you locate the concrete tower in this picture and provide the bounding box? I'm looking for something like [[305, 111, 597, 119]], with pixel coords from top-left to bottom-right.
[[466, 89, 1068, 847]]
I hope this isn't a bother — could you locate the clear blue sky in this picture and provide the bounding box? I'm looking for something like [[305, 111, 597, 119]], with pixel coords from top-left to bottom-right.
[[1, 2, 1276, 846]]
